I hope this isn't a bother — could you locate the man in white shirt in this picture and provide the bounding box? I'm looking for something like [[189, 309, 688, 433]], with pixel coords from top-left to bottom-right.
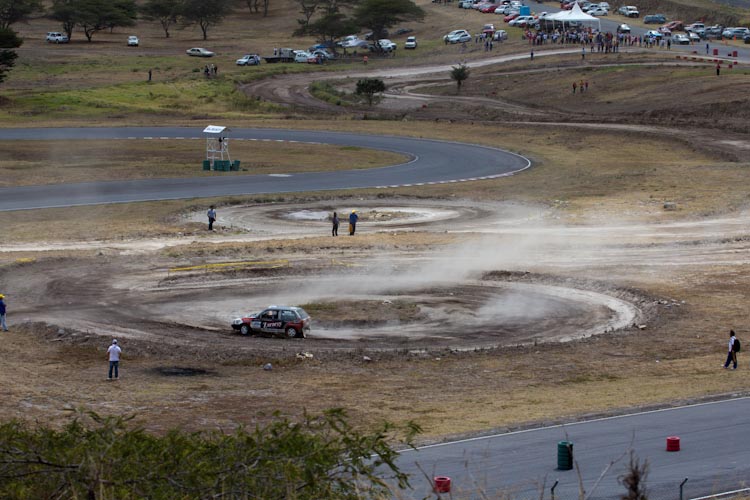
[[107, 339, 122, 380], [724, 330, 738, 370]]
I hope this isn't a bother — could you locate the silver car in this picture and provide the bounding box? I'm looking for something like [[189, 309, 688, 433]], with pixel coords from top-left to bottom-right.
[[186, 47, 215, 57]]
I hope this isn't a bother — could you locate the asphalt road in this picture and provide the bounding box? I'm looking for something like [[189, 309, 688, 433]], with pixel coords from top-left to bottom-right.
[[0, 128, 530, 211], [396, 397, 750, 499]]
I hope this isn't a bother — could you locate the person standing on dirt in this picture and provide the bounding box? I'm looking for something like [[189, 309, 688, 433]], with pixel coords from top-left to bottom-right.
[[107, 339, 122, 380], [332, 212, 339, 237], [349, 210, 358, 236], [724, 330, 739, 369], [0, 294, 8, 332], [207, 205, 217, 231]]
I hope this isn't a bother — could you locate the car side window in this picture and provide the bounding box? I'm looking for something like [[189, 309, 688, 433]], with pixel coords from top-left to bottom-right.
[[281, 310, 296, 321]]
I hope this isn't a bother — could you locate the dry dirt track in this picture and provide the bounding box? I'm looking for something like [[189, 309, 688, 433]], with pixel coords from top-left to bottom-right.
[[4, 195, 750, 359]]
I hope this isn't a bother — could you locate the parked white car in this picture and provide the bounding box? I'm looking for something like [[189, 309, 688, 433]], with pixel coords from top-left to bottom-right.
[[236, 54, 261, 65], [493, 29, 508, 41], [404, 36, 417, 49], [339, 35, 361, 48], [293, 50, 314, 63], [46, 31, 69, 43], [444, 29, 472, 43], [588, 7, 608, 16], [377, 39, 397, 51], [127, 35, 139, 46]]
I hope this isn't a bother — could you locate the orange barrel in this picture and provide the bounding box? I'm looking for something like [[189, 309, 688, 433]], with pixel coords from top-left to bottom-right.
[[666, 436, 680, 452], [434, 476, 451, 493]]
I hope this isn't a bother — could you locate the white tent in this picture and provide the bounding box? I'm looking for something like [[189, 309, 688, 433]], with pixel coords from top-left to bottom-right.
[[546, 3, 601, 31]]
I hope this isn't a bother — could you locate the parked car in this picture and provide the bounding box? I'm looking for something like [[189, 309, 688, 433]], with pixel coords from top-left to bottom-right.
[[394, 28, 413, 35], [645, 30, 663, 40], [127, 35, 139, 47], [444, 29, 472, 43], [504, 12, 520, 22], [480, 3, 500, 12], [617, 5, 639, 17], [511, 15, 539, 28], [377, 39, 397, 51], [310, 48, 335, 60], [588, 7, 608, 16], [744, 34, 750, 43], [46, 31, 69, 43], [617, 23, 631, 33], [186, 47, 215, 57], [644, 14, 666, 24], [482, 23, 496, 35], [338, 34, 361, 47], [688, 31, 701, 42], [722, 27, 750, 39], [663, 20, 684, 31], [672, 33, 690, 44], [598, 2, 610, 9], [657, 26, 671, 35], [236, 54, 261, 65], [685, 22, 705, 34], [293, 50, 314, 63], [493, 29, 508, 40], [404, 36, 418, 49], [231, 305, 311, 338], [704, 25, 724, 39]]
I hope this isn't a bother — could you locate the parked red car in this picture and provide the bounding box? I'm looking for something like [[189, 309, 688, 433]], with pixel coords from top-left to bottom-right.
[[504, 12, 520, 22]]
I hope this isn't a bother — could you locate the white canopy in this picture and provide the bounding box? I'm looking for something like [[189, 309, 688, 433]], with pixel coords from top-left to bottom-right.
[[546, 3, 601, 30], [203, 125, 228, 134]]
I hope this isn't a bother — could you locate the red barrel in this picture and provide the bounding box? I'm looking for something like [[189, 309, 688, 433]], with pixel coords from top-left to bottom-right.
[[713, 48, 719, 56], [434, 476, 451, 493], [666, 436, 680, 452], [733, 50, 738, 57]]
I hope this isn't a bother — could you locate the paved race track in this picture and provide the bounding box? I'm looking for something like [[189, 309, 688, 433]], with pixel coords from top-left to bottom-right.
[[397, 397, 750, 499], [0, 128, 530, 211]]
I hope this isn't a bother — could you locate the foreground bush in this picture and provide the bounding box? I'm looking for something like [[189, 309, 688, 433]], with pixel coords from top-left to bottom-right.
[[0, 408, 420, 499]]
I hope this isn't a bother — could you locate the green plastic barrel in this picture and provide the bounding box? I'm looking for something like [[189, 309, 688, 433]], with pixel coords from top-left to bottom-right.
[[202, 160, 211, 171], [557, 441, 573, 470]]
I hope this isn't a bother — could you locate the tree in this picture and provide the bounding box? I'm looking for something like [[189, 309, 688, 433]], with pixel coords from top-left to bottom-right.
[[50, 0, 77, 40], [244, 0, 271, 17], [0, 27, 22, 86], [140, 0, 180, 38], [450, 63, 470, 92], [50, 0, 136, 42], [356, 78, 385, 106], [76, 0, 136, 42], [303, 12, 358, 48], [353, 0, 424, 41], [295, 0, 321, 35], [0, 409, 421, 498], [180, 0, 234, 40], [0, 0, 42, 30]]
